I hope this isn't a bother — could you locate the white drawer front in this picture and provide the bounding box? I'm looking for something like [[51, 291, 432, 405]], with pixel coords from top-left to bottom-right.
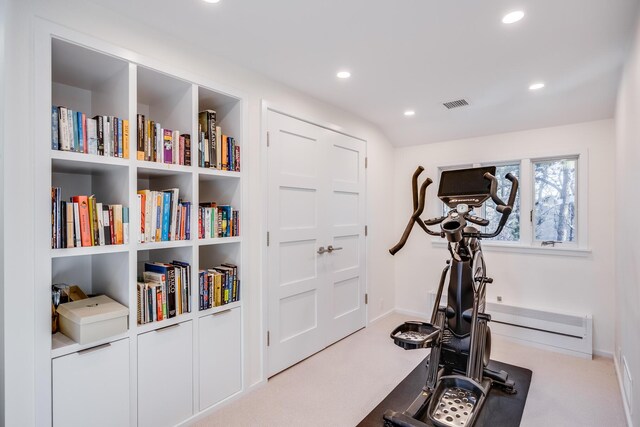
[[53, 338, 130, 427], [138, 321, 193, 427], [199, 307, 242, 410]]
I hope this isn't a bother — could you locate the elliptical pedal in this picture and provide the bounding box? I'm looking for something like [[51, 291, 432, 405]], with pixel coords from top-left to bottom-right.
[[431, 387, 477, 427]]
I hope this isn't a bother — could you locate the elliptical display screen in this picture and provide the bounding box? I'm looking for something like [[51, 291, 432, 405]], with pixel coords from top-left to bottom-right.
[[438, 166, 496, 208]]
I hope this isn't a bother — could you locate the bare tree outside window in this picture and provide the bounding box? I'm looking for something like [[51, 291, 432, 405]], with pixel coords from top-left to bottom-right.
[[534, 158, 577, 243], [484, 164, 520, 241]]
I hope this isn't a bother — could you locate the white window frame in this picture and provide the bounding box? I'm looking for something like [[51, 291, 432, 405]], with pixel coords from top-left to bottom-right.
[[530, 155, 580, 248], [431, 149, 590, 257]]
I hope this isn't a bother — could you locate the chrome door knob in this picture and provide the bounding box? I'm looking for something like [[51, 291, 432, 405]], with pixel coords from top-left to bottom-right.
[[317, 246, 327, 254], [327, 245, 343, 253]]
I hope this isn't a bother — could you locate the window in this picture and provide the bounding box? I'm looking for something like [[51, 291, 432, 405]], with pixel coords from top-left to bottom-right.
[[435, 153, 584, 252], [533, 157, 577, 243], [484, 164, 520, 241]]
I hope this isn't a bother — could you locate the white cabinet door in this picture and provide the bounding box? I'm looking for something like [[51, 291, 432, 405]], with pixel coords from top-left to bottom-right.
[[138, 321, 193, 427], [198, 307, 242, 410], [267, 111, 367, 377], [53, 338, 130, 427]]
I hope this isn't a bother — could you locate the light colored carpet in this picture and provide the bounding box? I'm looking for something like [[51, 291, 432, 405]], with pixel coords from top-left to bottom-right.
[[193, 313, 626, 427]]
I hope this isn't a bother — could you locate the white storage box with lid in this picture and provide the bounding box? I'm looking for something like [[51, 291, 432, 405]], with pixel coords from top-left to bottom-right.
[[56, 295, 128, 344]]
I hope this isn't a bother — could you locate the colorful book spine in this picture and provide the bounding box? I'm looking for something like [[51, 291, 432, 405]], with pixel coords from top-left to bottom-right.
[[71, 196, 91, 247], [123, 119, 129, 159], [117, 118, 123, 158], [163, 129, 173, 164], [58, 107, 70, 150], [182, 134, 191, 166], [51, 106, 59, 150], [161, 191, 171, 241], [123, 206, 129, 245], [137, 114, 145, 160]]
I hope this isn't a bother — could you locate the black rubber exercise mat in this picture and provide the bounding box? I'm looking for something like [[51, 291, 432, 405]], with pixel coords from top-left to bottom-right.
[[357, 358, 532, 427]]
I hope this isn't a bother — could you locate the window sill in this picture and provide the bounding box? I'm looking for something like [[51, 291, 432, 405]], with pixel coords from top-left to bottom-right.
[[431, 240, 591, 257]]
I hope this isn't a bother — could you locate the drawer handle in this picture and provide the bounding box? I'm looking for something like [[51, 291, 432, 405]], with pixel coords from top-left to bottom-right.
[[77, 343, 111, 355], [211, 309, 232, 317], [154, 323, 180, 333]]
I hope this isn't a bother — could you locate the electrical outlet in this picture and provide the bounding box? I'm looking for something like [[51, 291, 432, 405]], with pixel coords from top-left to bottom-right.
[[497, 296, 503, 302]]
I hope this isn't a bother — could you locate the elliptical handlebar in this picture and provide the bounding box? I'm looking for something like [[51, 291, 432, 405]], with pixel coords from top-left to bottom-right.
[[389, 168, 438, 256], [476, 172, 519, 239], [390, 168, 520, 254]]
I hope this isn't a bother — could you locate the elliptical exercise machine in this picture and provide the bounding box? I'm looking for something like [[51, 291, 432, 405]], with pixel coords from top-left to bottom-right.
[[384, 166, 518, 427]]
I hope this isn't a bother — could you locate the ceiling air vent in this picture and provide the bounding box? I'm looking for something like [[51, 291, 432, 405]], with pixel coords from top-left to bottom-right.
[[443, 99, 469, 109]]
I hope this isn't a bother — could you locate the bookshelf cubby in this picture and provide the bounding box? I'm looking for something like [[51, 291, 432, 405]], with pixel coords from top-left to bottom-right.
[[52, 39, 129, 124], [38, 30, 246, 427]]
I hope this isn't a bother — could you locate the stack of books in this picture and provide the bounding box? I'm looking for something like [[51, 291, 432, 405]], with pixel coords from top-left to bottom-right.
[[51, 188, 128, 249], [198, 203, 239, 239], [137, 189, 191, 243], [137, 261, 191, 324], [198, 264, 239, 310], [52, 106, 129, 158], [198, 109, 240, 171], [136, 114, 191, 165]]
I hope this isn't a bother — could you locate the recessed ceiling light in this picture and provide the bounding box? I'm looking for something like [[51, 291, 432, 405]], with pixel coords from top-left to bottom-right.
[[203, 0, 220, 3], [404, 110, 416, 117], [502, 10, 524, 24], [529, 82, 545, 91], [337, 71, 351, 79]]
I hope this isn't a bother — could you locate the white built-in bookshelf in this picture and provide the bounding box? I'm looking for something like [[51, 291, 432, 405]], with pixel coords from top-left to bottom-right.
[[36, 26, 246, 427]]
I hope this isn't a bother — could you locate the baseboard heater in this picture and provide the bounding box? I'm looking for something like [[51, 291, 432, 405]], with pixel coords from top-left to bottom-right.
[[428, 292, 593, 359]]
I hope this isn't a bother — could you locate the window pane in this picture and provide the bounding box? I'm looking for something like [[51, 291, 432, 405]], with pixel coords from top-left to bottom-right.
[[534, 158, 577, 242], [484, 164, 520, 241]]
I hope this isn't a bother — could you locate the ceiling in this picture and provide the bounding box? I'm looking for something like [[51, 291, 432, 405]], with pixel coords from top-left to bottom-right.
[[87, 0, 639, 146]]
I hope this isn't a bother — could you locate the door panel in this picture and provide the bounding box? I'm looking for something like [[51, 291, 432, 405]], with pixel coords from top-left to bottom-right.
[[267, 111, 366, 376], [327, 132, 367, 343], [267, 112, 328, 377]]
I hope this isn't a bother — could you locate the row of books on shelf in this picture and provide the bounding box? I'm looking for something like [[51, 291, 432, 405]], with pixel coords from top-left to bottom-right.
[[137, 189, 191, 243], [52, 188, 128, 249], [52, 106, 130, 158], [198, 109, 240, 171], [136, 114, 191, 166], [199, 264, 240, 310], [198, 203, 239, 239], [137, 261, 191, 324]]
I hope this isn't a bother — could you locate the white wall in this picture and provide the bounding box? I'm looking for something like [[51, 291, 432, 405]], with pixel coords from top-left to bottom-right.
[[3, 0, 36, 425], [614, 10, 640, 425], [2, 0, 396, 425], [392, 120, 616, 354], [0, 0, 6, 422]]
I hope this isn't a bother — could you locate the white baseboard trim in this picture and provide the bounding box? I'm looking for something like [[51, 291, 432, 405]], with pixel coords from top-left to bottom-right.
[[492, 333, 592, 359], [393, 307, 602, 360], [368, 308, 395, 324], [593, 349, 614, 359], [179, 379, 267, 426], [614, 355, 633, 427], [393, 308, 429, 320]]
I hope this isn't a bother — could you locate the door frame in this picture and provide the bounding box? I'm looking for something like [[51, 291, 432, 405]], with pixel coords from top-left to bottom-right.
[[259, 100, 368, 380]]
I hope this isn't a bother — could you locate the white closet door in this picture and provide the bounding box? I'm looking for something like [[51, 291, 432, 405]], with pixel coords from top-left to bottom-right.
[[267, 111, 329, 377], [267, 110, 366, 377], [325, 131, 367, 343]]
